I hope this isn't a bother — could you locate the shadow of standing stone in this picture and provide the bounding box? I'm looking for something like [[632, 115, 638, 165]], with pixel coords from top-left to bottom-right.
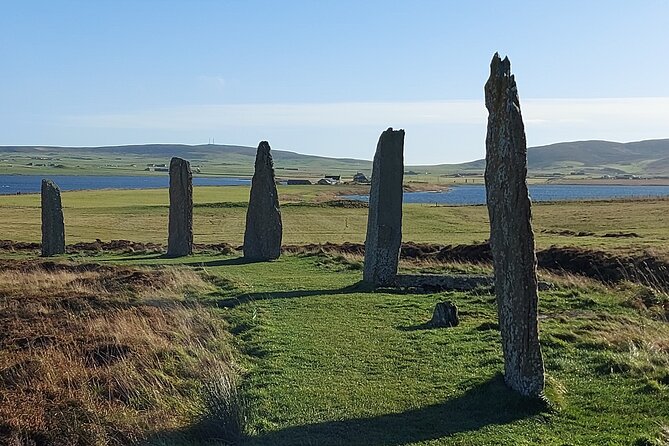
[[394, 274, 493, 291], [363, 128, 405, 286], [484, 53, 545, 397], [243, 141, 282, 261], [167, 157, 193, 257], [41, 179, 65, 257]]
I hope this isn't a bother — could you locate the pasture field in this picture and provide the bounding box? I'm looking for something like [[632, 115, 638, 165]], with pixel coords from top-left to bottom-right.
[[0, 185, 667, 257], [0, 186, 667, 445]]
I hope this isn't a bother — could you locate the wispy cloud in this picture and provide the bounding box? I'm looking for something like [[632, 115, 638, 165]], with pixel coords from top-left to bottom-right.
[[57, 98, 669, 164], [62, 100, 484, 129], [63, 97, 669, 131], [524, 97, 669, 127]]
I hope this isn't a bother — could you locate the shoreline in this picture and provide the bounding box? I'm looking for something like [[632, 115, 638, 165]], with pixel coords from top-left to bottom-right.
[[545, 178, 669, 186]]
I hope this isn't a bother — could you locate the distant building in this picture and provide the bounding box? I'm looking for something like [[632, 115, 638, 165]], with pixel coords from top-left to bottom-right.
[[353, 172, 369, 183], [318, 178, 339, 185], [322, 175, 341, 184], [286, 179, 312, 185]]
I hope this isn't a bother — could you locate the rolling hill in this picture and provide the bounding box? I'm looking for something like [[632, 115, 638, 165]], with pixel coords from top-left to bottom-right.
[[0, 138, 667, 178], [0, 144, 372, 178], [526, 139, 669, 174], [418, 139, 669, 177]]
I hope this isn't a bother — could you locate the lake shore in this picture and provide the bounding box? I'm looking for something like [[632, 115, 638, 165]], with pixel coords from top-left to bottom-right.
[[548, 177, 669, 186]]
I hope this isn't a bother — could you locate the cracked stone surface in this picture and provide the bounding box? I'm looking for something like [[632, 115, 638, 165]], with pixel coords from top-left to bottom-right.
[[167, 157, 193, 257], [363, 128, 405, 286], [484, 53, 545, 397], [243, 141, 282, 261], [41, 179, 65, 257]]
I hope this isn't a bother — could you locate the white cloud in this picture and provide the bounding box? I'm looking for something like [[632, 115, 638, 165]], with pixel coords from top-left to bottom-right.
[[63, 97, 669, 131], [58, 98, 669, 164], [523, 98, 669, 127], [63, 100, 485, 129]]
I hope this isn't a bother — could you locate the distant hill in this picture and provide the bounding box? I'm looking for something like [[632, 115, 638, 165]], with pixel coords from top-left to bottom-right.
[[527, 139, 669, 172], [0, 144, 372, 178], [421, 139, 669, 177], [0, 139, 667, 177], [0, 143, 367, 165]]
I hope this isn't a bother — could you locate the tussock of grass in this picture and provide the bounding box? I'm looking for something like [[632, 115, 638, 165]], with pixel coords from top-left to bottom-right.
[[311, 253, 363, 272], [623, 283, 669, 321], [0, 260, 241, 445], [592, 317, 669, 381], [195, 372, 247, 444]]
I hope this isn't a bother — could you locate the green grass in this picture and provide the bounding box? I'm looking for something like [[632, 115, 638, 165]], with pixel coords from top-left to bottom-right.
[[0, 187, 667, 257], [1, 187, 668, 444], [86, 251, 668, 445]]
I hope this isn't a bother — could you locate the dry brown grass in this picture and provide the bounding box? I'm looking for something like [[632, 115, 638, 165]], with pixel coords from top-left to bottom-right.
[[0, 260, 240, 445], [587, 301, 669, 385], [659, 425, 669, 446]]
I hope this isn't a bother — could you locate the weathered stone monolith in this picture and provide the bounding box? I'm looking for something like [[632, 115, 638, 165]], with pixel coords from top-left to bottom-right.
[[41, 179, 65, 256], [429, 301, 459, 328], [484, 53, 545, 397], [167, 157, 193, 257], [363, 128, 405, 286], [243, 141, 282, 261]]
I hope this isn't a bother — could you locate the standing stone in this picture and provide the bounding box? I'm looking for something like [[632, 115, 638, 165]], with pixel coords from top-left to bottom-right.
[[429, 301, 459, 328], [167, 157, 193, 257], [484, 53, 545, 397], [363, 128, 405, 286], [243, 141, 282, 261], [41, 179, 65, 256]]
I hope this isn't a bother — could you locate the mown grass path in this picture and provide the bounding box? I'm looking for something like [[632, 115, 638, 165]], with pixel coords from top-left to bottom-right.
[[159, 253, 667, 446]]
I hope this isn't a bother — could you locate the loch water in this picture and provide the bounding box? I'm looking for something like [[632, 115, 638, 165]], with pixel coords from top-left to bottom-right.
[[346, 184, 669, 205], [0, 175, 250, 195], [2, 175, 668, 204]]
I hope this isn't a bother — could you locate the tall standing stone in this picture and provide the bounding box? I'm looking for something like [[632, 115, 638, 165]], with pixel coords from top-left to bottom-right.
[[363, 128, 405, 286], [243, 141, 282, 261], [41, 179, 65, 256], [484, 53, 545, 397], [167, 157, 193, 257]]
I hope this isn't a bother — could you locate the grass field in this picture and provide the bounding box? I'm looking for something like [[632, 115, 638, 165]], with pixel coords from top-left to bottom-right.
[[0, 185, 667, 258], [215, 255, 669, 445], [51, 251, 667, 445], [0, 187, 667, 445]]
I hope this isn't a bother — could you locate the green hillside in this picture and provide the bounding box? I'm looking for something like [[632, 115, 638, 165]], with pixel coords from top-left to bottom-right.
[[421, 139, 669, 177], [527, 139, 669, 174], [1, 138, 668, 179], [0, 144, 372, 179]]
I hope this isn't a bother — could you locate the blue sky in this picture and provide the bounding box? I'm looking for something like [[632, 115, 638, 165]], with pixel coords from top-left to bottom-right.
[[2, 0, 668, 164]]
